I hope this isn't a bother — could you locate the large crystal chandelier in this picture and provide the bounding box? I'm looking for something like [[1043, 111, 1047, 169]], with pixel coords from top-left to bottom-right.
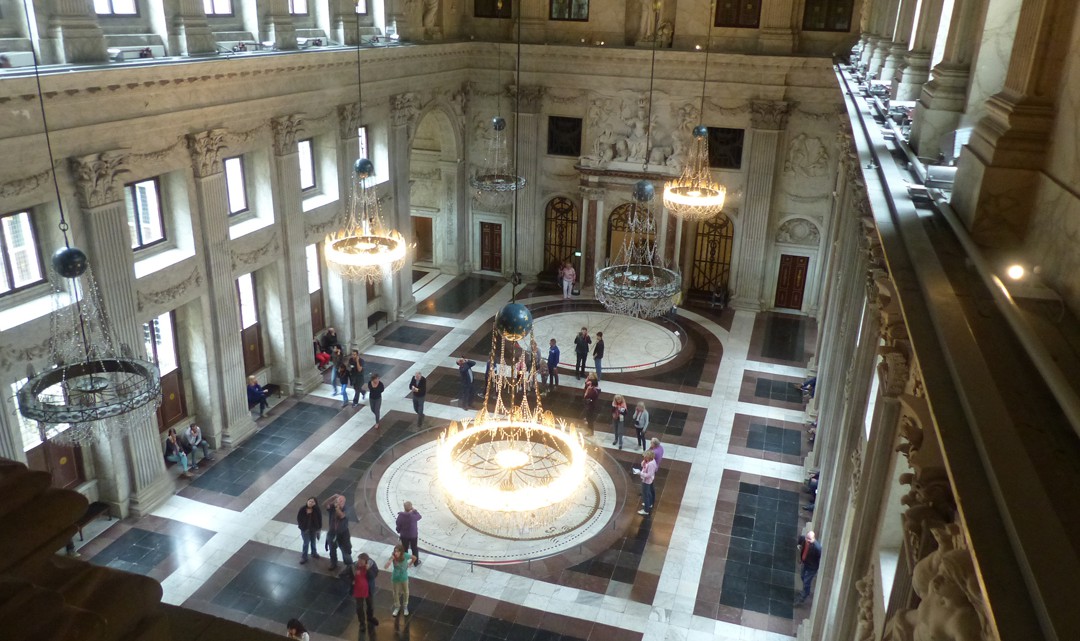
[[596, 181, 682, 318], [324, 158, 407, 282], [324, 14, 407, 282], [663, 3, 726, 221], [436, 306, 589, 536]]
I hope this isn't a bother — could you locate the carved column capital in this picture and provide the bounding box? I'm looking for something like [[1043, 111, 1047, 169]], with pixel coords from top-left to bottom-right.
[[271, 114, 306, 156], [510, 84, 547, 114], [186, 129, 229, 178], [70, 152, 131, 208], [750, 100, 790, 130], [390, 92, 421, 129], [877, 347, 909, 398], [337, 102, 362, 141], [579, 185, 606, 200]]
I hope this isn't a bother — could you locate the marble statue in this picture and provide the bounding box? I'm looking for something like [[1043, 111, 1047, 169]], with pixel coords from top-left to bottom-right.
[[422, 0, 438, 28], [621, 106, 650, 162], [638, 0, 661, 42]]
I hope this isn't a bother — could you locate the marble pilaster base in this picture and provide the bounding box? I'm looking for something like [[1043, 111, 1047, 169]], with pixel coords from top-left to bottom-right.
[[127, 470, 174, 518], [758, 28, 795, 54], [878, 43, 908, 88], [265, 15, 298, 50], [910, 63, 970, 158], [222, 414, 258, 448], [895, 52, 932, 101], [46, 18, 109, 64], [170, 17, 217, 55]]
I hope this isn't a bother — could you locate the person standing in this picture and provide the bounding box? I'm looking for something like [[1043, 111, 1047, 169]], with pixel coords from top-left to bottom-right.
[[348, 350, 367, 407], [649, 437, 665, 467], [457, 358, 476, 409], [593, 331, 605, 381], [409, 371, 427, 427], [559, 260, 576, 299], [185, 424, 214, 469], [582, 377, 600, 434], [296, 497, 322, 564], [611, 394, 627, 449], [795, 531, 822, 605], [384, 544, 416, 617], [636, 450, 657, 516], [352, 562, 372, 637], [632, 401, 649, 451], [367, 373, 385, 429], [357, 552, 379, 628], [330, 345, 346, 395], [324, 494, 353, 576], [546, 338, 560, 391], [395, 501, 422, 565], [573, 327, 591, 379]]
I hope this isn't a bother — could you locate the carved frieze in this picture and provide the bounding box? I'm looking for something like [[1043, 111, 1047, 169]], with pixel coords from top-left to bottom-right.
[[271, 115, 306, 156], [0, 164, 59, 201], [878, 348, 910, 399], [137, 266, 204, 312], [390, 92, 422, 129], [187, 129, 229, 178], [0, 336, 51, 374], [71, 152, 131, 208], [579, 185, 606, 201], [750, 100, 790, 130], [509, 84, 546, 114], [232, 234, 281, 272]]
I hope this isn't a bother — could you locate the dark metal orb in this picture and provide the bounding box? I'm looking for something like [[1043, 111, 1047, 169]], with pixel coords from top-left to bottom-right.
[[52, 246, 89, 279], [693, 125, 708, 138], [494, 303, 533, 341], [633, 180, 655, 203], [492, 116, 507, 132], [354, 158, 375, 178]]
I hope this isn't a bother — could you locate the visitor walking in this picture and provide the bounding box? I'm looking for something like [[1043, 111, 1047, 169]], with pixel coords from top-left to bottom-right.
[[296, 496, 322, 564], [357, 552, 379, 628], [593, 331, 605, 381], [409, 371, 427, 427], [348, 350, 367, 407], [367, 373, 385, 429], [324, 494, 353, 576]]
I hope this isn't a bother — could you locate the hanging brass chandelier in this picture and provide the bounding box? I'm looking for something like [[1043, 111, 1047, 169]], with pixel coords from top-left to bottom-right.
[[663, 1, 727, 222], [324, 12, 408, 282]]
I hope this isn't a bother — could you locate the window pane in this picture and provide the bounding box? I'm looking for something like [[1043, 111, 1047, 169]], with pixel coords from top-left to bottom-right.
[[93, 0, 112, 13], [356, 0, 367, 14], [0, 250, 9, 294], [306, 244, 322, 294], [127, 179, 165, 249], [290, 0, 308, 14], [205, 0, 232, 14], [224, 157, 248, 214], [298, 139, 316, 190], [155, 313, 179, 374], [2, 212, 42, 288], [358, 126, 369, 159], [550, 0, 588, 20], [237, 273, 258, 329], [113, 0, 137, 14]]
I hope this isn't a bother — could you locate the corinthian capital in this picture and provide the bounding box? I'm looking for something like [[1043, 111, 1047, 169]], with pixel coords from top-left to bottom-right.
[[510, 85, 547, 114], [70, 152, 131, 208], [187, 129, 229, 178], [271, 114, 306, 156], [750, 100, 790, 130], [390, 92, 421, 128], [338, 102, 362, 141]]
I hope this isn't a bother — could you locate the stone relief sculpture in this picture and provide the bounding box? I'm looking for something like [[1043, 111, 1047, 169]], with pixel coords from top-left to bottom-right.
[[776, 218, 821, 245], [855, 568, 876, 641], [586, 94, 683, 166], [884, 524, 989, 641], [785, 133, 830, 177]]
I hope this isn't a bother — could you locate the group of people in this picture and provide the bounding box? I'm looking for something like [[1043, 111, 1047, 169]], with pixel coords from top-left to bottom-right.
[[163, 424, 215, 479], [573, 326, 605, 381], [293, 495, 424, 634]]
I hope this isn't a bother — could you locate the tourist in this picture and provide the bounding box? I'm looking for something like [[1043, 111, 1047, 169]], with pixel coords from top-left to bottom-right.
[[611, 394, 627, 449], [384, 544, 417, 617], [649, 437, 665, 467], [795, 531, 822, 605], [632, 401, 649, 450], [573, 327, 591, 379], [348, 349, 367, 407], [247, 375, 270, 417], [330, 345, 346, 394], [582, 377, 600, 434], [636, 450, 657, 516], [367, 373, 385, 429], [336, 360, 351, 407], [185, 424, 213, 468], [546, 338, 560, 391], [395, 500, 422, 565], [409, 371, 427, 427], [559, 260, 576, 299], [457, 357, 476, 409], [164, 428, 193, 479], [324, 494, 353, 576], [357, 552, 379, 628], [352, 561, 373, 636], [296, 496, 322, 564], [286, 618, 310, 641], [593, 331, 605, 381]]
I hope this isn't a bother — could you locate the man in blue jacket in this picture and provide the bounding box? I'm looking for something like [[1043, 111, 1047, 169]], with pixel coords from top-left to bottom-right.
[[547, 338, 560, 391], [457, 358, 476, 409]]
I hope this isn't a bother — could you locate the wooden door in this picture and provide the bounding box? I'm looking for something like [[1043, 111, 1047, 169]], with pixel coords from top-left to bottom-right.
[[480, 222, 502, 272], [774, 254, 809, 310], [242, 324, 264, 375], [413, 216, 434, 263], [26, 442, 82, 490], [157, 369, 188, 430], [310, 289, 325, 334]]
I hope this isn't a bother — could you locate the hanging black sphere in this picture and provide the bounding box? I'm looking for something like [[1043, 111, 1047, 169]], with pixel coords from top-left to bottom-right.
[[633, 180, 656, 203], [52, 246, 89, 279], [354, 158, 375, 178], [693, 125, 708, 138], [492, 116, 507, 132], [494, 303, 533, 341]]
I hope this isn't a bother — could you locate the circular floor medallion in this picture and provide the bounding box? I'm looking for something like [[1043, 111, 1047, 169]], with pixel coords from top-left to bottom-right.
[[529, 311, 682, 373]]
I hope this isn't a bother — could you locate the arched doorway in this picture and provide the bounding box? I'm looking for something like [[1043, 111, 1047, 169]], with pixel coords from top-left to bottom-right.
[[543, 196, 580, 277], [606, 202, 657, 264], [409, 109, 462, 273], [689, 216, 734, 296]]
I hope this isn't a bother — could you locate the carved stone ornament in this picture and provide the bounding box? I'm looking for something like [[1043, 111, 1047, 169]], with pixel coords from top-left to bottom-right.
[[71, 152, 131, 208], [855, 566, 875, 641], [0, 336, 51, 374], [878, 348, 909, 398], [776, 218, 821, 246], [187, 129, 229, 178], [136, 267, 204, 312], [338, 102, 362, 141], [0, 164, 58, 201], [750, 100, 790, 130], [849, 445, 863, 507], [390, 92, 422, 129], [231, 234, 281, 272], [579, 185, 606, 201], [785, 133, 830, 177], [271, 115, 305, 156], [883, 523, 989, 641], [510, 84, 547, 114], [895, 414, 923, 461]]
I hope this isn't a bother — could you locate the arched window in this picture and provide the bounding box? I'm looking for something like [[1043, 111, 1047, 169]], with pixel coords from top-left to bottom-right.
[[543, 197, 580, 274], [606, 203, 658, 264], [690, 216, 734, 295]]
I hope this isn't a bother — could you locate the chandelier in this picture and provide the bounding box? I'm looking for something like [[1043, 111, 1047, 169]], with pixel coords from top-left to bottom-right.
[[596, 181, 682, 318], [324, 158, 407, 282], [663, 3, 727, 222], [470, 17, 525, 208], [436, 308, 589, 536]]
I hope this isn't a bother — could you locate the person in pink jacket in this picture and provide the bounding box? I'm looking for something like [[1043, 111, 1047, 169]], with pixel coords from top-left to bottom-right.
[[637, 450, 657, 516]]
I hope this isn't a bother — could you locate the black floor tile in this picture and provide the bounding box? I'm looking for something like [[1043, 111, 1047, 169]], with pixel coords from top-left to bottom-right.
[[90, 528, 176, 575], [423, 275, 502, 315], [385, 325, 437, 345], [753, 378, 805, 404], [761, 316, 804, 361]]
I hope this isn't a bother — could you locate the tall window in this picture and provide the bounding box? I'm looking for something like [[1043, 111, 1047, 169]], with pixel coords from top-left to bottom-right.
[[475, 0, 511, 18], [550, 0, 588, 21], [93, 0, 137, 15], [203, 0, 232, 15], [224, 156, 249, 215], [306, 244, 326, 333], [237, 272, 264, 374], [0, 211, 44, 296], [715, 0, 761, 28], [125, 179, 166, 250], [802, 0, 854, 32], [288, 0, 308, 15], [237, 273, 258, 330], [547, 116, 583, 156], [358, 126, 369, 160], [356, 0, 368, 14], [707, 127, 745, 169], [298, 139, 317, 191], [144, 311, 187, 429]]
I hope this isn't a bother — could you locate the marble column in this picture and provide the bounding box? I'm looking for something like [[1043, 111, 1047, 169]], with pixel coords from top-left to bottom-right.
[[331, 0, 360, 45], [270, 115, 322, 395], [70, 152, 171, 518], [334, 103, 377, 350], [578, 185, 604, 287], [162, 0, 216, 55], [439, 158, 465, 275], [390, 93, 419, 319], [896, 0, 946, 101], [758, 0, 797, 54], [730, 100, 788, 311], [513, 85, 546, 279], [186, 131, 258, 448], [44, 0, 109, 64], [519, 0, 548, 44], [866, 0, 902, 79], [260, 0, 298, 49], [952, 0, 1076, 247], [879, 0, 918, 86]]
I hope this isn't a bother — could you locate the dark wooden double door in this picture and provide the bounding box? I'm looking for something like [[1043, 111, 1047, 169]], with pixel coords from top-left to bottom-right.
[[774, 254, 809, 310], [480, 222, 502, 272]]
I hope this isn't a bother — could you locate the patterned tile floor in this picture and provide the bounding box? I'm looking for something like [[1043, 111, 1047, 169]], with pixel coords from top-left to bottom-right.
[[81, 276, 818, 641]]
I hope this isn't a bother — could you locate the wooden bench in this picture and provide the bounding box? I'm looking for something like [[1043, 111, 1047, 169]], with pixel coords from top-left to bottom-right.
[[76, 501, 111, 541], [368, 311, 389, 331]]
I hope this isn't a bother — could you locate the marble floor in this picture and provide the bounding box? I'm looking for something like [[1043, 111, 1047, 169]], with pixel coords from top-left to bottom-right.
[[78, 274, 818, 641]]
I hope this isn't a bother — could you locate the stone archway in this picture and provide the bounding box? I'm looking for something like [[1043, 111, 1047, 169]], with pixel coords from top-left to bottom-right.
[[408, 109, 463, 274]]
